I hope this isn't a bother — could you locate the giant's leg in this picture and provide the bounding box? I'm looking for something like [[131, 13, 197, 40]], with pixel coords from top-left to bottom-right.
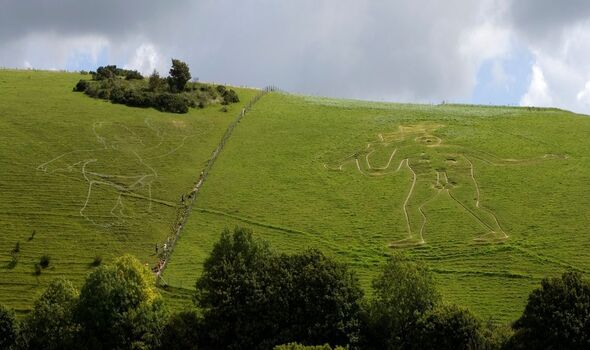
[[447, 156, 508, 243], [389, 160, 440, 247]]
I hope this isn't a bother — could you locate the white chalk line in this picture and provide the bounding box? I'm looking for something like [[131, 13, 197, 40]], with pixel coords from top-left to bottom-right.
[[38, 119, 195, 227], [324, 124, 568, 247]]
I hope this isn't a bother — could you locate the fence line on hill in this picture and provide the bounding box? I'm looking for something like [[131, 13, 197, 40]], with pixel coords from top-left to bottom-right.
[[155, 85, 279, 285]]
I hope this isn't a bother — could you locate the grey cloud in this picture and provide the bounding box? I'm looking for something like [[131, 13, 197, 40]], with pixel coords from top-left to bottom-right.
[[160, 0, 488, 102], [0, 0, 189, 42], [2, 0, 590, 108], [0, 0, 494, 102], [508, 0, 590, 44]]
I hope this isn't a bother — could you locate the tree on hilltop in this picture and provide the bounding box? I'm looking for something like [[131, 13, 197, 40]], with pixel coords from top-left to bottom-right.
[[148, 70, 165, 92], [168, 59, 191, 92]]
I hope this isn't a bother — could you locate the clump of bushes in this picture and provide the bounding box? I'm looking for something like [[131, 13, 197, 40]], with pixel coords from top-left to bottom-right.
[[74, 59, 240, 114], [90, 65, 143, 81], [217, 84, 240, 104], [91, 255, 102, 267], [39, 254, 50, 268], [7, 241, 20, 269], [155, 93, 191, 113]]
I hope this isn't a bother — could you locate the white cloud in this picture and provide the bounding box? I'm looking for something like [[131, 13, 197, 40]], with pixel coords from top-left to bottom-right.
[[125, 43, 163, 75], [516, 21, 590, 113], [520, 64, 552, 106], [576, 81, 590, 106]]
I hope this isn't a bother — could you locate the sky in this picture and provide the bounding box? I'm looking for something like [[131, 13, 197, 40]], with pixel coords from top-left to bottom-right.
[[2, 0, 590, 114]]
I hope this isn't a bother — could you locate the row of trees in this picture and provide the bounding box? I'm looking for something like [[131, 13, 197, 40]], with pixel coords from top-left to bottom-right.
[[1, 227, 589, 349], [73, 59, 239, 113]]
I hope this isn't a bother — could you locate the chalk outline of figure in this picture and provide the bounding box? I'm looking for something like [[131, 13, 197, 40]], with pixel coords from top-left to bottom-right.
[[324, 124, 567, 248], [37, 119, 195, 228]]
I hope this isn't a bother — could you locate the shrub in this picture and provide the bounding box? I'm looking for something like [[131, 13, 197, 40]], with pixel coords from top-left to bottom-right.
[[73, 79, 89, 92], [481, 321, 513, 350], [12, 241, 20, 254], [83, 83, 100, 98], [155, 93, 189, 113], [148, 70, 166, 92], [40, 255, 50, 268], [0, 304, 17, 350], [91, 256, 102, 267], [158, 310, 202, 350], [34, 264, 42, 276], [124, 70, 143, 80], [222, 89, 240, 104], [123, 89, 154, 108], [96, 88, 110, 100], [109, 85, 125, 104], [216, 85, 226, 94], [94, 65, 117, 80], [8, 252, 18, 269], [274, 343, 346, 350], [409, 304, 484, 350]]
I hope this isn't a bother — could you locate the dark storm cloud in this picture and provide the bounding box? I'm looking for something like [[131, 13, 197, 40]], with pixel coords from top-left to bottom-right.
[[0, 0, 189, 42]]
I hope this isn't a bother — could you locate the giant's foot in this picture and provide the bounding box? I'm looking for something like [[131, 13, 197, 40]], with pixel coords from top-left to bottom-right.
[[389, 236, 426, 248], [473, 231, 508, 244]]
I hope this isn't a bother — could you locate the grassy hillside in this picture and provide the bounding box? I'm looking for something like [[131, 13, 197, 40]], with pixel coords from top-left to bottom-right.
[[163, 93, 590, 322], [0, 70, 257, 314]]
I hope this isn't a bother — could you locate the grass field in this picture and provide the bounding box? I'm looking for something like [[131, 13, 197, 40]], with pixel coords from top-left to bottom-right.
[[163, 92, 590, 322], [0, 69, 257, 314], [3, 70, 590, 323]]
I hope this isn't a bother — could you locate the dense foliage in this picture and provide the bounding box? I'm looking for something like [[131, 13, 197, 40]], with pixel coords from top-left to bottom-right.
[[76, 255, 167, 350], [2, 255, 166, 350], [73, 59, 239, 113], [17, 279, 79, 350], [410, 304, 484, 350], [92, 65, 144, 81], [168, 59, 191, 92], [509, 271, 590, 349], [0, 304, 17, 350], [1, 227, 587, 349], [274, 343, 346, 350], [362, 253, 441, 349], [158, 310, 202, 350], [195, 227, 363, 349]]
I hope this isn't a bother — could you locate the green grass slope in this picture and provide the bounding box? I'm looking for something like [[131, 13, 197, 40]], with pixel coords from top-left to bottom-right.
[[0, 70, 257, 314], [164, 93, 590, 322]]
